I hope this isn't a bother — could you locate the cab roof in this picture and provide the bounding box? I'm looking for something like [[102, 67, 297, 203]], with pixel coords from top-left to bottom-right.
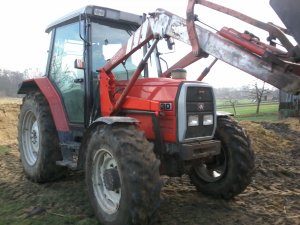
[[45, 5, 143, 33]]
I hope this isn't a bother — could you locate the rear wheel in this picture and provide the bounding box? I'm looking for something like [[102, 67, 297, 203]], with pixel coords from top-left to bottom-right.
[[85, 124, 161, 225], [18, 92, 66, 182], [189, 116, 255, 199]]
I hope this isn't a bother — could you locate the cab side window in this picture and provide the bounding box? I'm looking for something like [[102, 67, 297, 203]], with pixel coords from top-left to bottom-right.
[[49, 22, 84, 124]]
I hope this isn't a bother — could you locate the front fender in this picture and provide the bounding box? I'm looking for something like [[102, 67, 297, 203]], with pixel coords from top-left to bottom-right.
[[87, 116, 139, 132], [92, 116, 139, 125], [216, 111, 234, 118], [77, 116, 139, 170]]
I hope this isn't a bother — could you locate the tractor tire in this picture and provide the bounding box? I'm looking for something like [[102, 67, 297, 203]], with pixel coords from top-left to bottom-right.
[[18, 92, 66, 182], [189, 116, 255, 199], [85, 124, 161, 225]]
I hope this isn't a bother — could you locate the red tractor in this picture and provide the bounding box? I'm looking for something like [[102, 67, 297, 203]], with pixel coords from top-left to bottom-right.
[[17, 0, 300, 224]]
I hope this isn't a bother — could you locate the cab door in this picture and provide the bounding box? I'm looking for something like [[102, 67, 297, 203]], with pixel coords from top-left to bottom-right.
[[48, 22, 84, 124]]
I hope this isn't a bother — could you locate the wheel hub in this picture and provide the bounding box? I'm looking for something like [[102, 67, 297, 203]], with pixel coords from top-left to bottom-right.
[[194, 149, 227, 182], [103, 168, 120, 191], [31, 125, 38, 144], [22, 111, 39, 166], [92, 149, 121, 214]]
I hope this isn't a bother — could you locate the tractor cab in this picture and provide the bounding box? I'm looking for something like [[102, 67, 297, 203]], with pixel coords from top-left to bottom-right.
[[45, 6, 160, 127]]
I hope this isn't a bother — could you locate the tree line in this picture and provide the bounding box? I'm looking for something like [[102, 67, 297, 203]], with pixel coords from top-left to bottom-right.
[[0, 69, 25, 97], [214, 82, 279, 115], [214, 84, 279, 101], [0, 69, 279, 105], [0, 68, 42, 97]]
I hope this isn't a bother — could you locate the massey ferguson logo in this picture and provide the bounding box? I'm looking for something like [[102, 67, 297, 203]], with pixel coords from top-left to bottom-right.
[[197, 103, 205, 111], [160, 103, 173, 111]]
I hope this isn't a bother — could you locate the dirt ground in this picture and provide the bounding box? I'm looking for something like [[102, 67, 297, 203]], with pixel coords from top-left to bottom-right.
[[0, 98, 299, 225]]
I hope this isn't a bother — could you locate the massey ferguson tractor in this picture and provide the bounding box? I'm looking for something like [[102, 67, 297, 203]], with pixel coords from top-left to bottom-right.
[[17, 0, 300, 224]]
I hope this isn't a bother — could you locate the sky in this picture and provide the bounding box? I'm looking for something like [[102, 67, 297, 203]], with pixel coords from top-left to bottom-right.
[[0, 0, 287, 88]]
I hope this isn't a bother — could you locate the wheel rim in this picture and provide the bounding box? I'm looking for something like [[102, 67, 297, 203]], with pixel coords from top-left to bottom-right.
[[92, 148, 121, 215], [22, 110, 39, 166], [194, 147, 227, 182]]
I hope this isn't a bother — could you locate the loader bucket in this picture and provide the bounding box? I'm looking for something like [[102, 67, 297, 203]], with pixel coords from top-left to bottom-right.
[[270, 0, 300, 45]]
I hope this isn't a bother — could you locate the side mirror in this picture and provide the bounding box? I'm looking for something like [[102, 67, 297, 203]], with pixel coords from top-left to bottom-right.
[[74, 59, 85, 69]]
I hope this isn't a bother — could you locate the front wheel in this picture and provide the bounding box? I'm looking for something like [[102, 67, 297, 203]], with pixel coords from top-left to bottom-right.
[[189, 116, 255, 199], [85, 124, 161, 225]]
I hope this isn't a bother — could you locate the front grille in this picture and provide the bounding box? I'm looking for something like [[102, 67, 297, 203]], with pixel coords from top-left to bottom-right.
[[185, 86, 215, 139], [186, 86, 213, 101], [177, 83, 216, 142], [186, 102, 214, 112]]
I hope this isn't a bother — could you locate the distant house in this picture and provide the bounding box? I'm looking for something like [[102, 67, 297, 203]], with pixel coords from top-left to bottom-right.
[[269, 91, 279, 101], [279, 91, 300, 118], [263, 92, 278, 101]]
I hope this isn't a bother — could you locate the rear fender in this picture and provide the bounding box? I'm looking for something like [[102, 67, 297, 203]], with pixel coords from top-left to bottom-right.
[[18, 77, 69, 132]]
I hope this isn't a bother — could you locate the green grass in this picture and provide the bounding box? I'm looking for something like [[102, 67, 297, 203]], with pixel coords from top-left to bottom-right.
[[217, 102, 279, 122], [0, 146, 99, 225], [216, 99, 253, 106], [0, 180, 98, 225], [235, 113, 279, 122], [217, 102, 278, 115], [0, 145, 10, 155]]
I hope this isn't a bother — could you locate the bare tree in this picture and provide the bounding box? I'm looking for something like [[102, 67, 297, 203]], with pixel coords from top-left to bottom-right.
[[226, 99, 238, 116], [249, 81, 269, 114]]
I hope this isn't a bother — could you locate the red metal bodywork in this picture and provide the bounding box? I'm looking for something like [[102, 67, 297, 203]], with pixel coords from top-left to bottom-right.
[[97, 14, 182, 143], [218, 27, 286, 57], [18, 77, 70, 132], [115, 78, 182, 142]]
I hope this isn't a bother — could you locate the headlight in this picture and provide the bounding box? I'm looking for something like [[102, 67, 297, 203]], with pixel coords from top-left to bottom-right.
[[188, 115, 199, 126], [203, 114, 213, 126]]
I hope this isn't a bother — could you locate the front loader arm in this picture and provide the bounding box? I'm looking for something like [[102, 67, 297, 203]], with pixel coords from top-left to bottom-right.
[[157, 4, 300, 94], [99, 19, 160, 116], [187, 0, 294, 53], [100, 0, 300, 116], [153, 5, 300, 93]]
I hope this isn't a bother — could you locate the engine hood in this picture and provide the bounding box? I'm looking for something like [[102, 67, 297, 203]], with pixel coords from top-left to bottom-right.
[[115, 78, 184, 102]]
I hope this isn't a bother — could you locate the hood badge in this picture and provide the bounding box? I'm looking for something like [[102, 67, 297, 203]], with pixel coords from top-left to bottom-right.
[[197, 103, 204, 111]]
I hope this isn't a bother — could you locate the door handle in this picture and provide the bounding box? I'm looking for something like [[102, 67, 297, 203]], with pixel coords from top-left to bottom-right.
[[74, 78, 84, 83]]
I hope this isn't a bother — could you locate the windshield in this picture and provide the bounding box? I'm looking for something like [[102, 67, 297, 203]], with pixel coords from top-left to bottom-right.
[[91, 22, 160, 80]]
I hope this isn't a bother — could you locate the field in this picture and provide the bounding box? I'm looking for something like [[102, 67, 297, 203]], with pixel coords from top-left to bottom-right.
[[0, 98, 299, 225], [217, 100, 279, 121]]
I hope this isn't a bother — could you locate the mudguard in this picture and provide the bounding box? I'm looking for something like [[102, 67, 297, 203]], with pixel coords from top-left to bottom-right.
[[77, 116, 139, 170], [216, 111, 234, 118], [18, 77, 69, 132]]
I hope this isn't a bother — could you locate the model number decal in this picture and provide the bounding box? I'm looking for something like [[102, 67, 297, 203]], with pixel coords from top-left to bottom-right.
[[160, 103, 173, 111]]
